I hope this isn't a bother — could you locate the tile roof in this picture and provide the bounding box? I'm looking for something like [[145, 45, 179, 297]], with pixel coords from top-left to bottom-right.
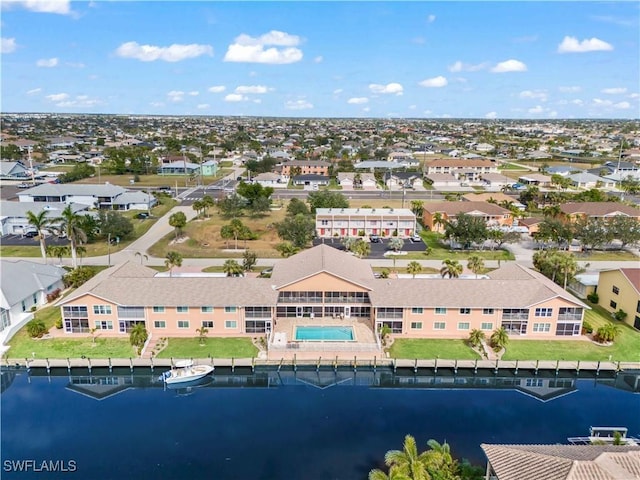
[[560, 202, 640, 217], [481, 444, 640, 480]]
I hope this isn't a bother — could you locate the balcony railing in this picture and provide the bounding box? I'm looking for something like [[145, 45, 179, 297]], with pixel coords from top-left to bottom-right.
[[558, 314, 582, 321]]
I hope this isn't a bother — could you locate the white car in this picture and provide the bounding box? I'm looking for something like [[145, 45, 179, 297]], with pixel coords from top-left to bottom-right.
[[410, 234, 422, 242]]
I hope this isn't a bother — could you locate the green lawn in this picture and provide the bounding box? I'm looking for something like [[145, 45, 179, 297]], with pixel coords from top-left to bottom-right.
[[155, 337, 258, 359], [501, 305, 640, 362], [389, 339, 481, 360], [421, 232, 514, 261]]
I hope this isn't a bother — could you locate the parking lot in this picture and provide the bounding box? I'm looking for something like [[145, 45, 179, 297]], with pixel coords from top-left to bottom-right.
[[0, 233, 69, 247], [313, 236, 425, 259]]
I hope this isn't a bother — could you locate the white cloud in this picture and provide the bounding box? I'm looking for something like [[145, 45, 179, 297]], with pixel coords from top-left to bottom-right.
[[150, 102, 165, 108], [528, 105, 544, 114], [448, 61, 487, 72], [224, 30, 303, 64], [314, 55, 323, 63], [36, 57, 58, 67], [629, 93, 640, 100], [571, 99, 584, 106], [65, 62, 85, 68], [224, 93, 249, 102], [485, 111, 498, 119], [408, 105, 417, 110], [285, 99, 313, 110], [188, 91, 199, 96], [590, 15, 636, 28], [557, 36, 613, 53], [558, 86, 581, 93], [427, 14, 436, 23], [333, 89, 343, 95], [55, 95, 103, 108], [115, 41, 213, 62], [208, 85, 226, 93], [490, 59, 527, 73], [614, 101, 630, 109], [2, 0, 71, 15], [1, 37, 17, 54], [167, 91, 185, 102], [419, 76, 448, 88], [601, 87, 627, 95], [196, 104, 210, 110], [45, 93, 69, 102], [519, 90, 548, 102], [26, 88, 42, 95], [235, 85, 269, 94], [412, 36, 426, 45], [347, 97, 369, 104], [362, 107, 371, 113], [369, 83, 404, 95]]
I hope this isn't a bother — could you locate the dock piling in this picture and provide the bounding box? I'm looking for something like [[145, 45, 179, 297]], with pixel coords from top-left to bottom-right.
[[129, 357, 133, 373], [87, 357, 92, 374], [293, 354, 297, 372], [514, 359, 518, 375], [474, 358, 478, 374], [278, 358, 283, 372], [596, 360, 600, 376], [353, 356, 357, 373], [576, 360, 580, 375], [25, 358, 30, 373], [555, 359, 560, 376], [67, 357, 71, 374], [108, 357, 112, 373], [231, 357, 235, 373], [334, 356, 338, 373], [373, 356, 377, 373], [393, 358, 397, 373], [434, 356, 438, 374], [454, 359, 458, 375], [45, 358, 50, 374], [414, 358, 418, 374], [150, 357, 154, 372], [316, 357, 321, 372], [534, 359, 539, 375], [494, 358, 499, 375]]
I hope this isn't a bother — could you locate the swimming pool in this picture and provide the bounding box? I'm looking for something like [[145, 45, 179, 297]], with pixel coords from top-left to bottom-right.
[[295, 326, 355, 341]]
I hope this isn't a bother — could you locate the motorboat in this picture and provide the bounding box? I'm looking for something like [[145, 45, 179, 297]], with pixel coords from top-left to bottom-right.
[[159, 360, 214, 385], [568, 426, 639, 445]]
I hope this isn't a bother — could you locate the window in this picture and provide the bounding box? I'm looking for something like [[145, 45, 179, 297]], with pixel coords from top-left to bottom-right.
[[0, 309, 10, 332], [556, 322, 580, 336], [225, 320, 237, 329], [224, 306, 237, 313], [612, 285, 619, 295], [610, 300, 617, 309], [153, 306, 165, 313], [558, 307, 583, 321], [435, 307, 447, 315], [411, 307, 423, 315], [321, 219, 329, 226], [177, 320, 189, 329], [21, 301, 26, 312], [526, 378, 543, 387], [202, 321, 214, 328], [482, 308, 494, 315], [535, 308, 553, 318], [245, 320, 267, 333], [501, 320, 528, 335], [95, 320, 113, 330], [459, 308, 471, 315], [481, 322, 493, 330], [177, 306, 189, 313], [93, 305, 112, 315], [410, 322, 423, 329], [457, 322, 470, 330], [379, 321, 402, 334], [154, 321, 166, 328], [533, 323, 551, 333], [118, 320, 145, 333], [377, 308, 403, 319], [433, 322, 446, 330], [201, 306, 213, 313], [637, 301, 640, 314], [117, 306, 145, 318]]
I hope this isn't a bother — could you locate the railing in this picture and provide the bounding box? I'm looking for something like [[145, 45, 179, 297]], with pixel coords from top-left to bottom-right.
[[501, 313, 529, 320], [558, 314, 582, 321]]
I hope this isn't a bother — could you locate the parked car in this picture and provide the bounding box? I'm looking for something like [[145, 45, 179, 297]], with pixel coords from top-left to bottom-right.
[[259, 267, 273, 278], [370, 235, 381, 243], [17, 182, 32, 189], [410, 234, 422, 243], [136, 212, 150, 219], [157, 186, 172, 193], [23, 230, 38, 238]]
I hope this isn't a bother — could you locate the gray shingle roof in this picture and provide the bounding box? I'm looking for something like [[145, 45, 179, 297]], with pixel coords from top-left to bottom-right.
[[481, 444, 640, 480], [0, 201, 88, 219], [0, 260, 65, 308]]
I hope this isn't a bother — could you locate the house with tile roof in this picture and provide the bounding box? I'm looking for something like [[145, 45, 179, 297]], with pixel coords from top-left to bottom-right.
[[316, 208, 417, 238], [55, 245, 588, 347], [596, 268, 640, 330], [422, 201, 513, 233], [559, 202, 640, 223], [481, 444, 640, 480], [424, 158, 498, 182]]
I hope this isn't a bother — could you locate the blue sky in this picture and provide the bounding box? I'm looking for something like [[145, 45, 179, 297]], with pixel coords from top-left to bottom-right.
[[1, 1, 638, 119]]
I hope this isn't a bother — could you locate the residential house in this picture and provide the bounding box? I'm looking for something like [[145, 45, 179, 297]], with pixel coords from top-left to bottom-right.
[[0, 201, 89, 235], [200, 159, 219, 177], [424, 158, 498, 182], [0, 260, 66, 344], [474, 143, 495, 153], [424, 173, 461, 188], [422, 201, 513, 233], [559, 202, 640, 223], [55, 245, 587, 344], [479, 172, 517, 190], [0, 161, 29, 179], [462, 193, 525, 210], [17, 183, 156, 211], [292, 174, 330, 190], [316, 208, 416, 238], [338, 172, 377, 190], [517, 173, 552, 187], [157, 161, 201, 176], [252, 172, 287, 189], [596, 268, 640, 330], [482, 444, 640, 480], [568, 172, 616, 190], [280, 160, 330, 178]]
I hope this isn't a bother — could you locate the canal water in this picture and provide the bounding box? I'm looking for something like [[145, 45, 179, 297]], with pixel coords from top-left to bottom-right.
[[1, 367, 639, 480]]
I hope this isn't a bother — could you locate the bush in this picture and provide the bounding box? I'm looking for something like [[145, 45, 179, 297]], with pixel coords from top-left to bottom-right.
[[46, 289, 62, 303], [581, 320, 593, 334], [586, 292, 599, 304], [63, 267, 97, 288], [26, 319, 47, 338], [613, 309, 627, 322], [55, 318, 63, 330]]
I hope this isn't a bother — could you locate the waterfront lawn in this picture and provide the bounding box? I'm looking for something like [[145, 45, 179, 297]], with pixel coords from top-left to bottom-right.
[[6, 337, 135, 360], [389, 339, 481, 360], [156, 337, 258, 359]]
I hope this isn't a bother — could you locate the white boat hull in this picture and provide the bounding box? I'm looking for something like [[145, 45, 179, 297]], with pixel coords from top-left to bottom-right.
[[162, 365, 214, 385]]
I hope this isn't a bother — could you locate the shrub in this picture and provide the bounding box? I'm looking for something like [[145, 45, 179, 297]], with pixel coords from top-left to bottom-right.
[[26, 319, 47, 338], [380, 269, 390, 279], [581, 320, 593, 334], [30, 306, 37, 312], [63, 267, 97, 288], [613, 310, 627, 322], [46, 289, 62, 303], [586, 292, 599, 304], [55, 318, 63, 330]]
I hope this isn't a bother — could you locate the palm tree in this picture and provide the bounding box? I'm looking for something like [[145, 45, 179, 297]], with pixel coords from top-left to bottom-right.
[[25, 210, 53, 262], [388, 237, 404, 252], [440, 259, 462, 279], [466, 255, 485, 278], [352, 239, 371, 259], [47, 244, 70, 265], [223, 259, 243, 277], [384, 435, 430, 480], [490, 327, 509, 350], [129, 322, 148, 355], [596, 323, 620, 343], [196, 326, 209, 345], [406, 261, 422, 278], [432, 212, 445, 232], [164, 250, 183, 277], [201, 195, 215, 217], [76, 245, 87, 266], [135, 251, 149, 265], [55, 205, 87, 268], [368, 466, 410, 480], [424, 439, 457, 478], [468, 329, 486, 348]]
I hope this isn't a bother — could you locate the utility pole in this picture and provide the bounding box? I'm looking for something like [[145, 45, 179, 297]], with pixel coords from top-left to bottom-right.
[[27, 146, 36, 185]]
